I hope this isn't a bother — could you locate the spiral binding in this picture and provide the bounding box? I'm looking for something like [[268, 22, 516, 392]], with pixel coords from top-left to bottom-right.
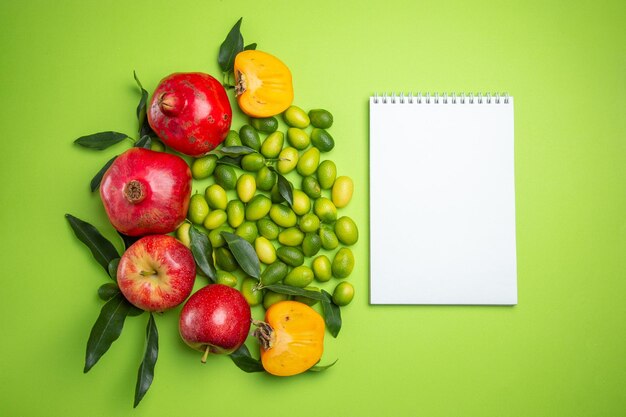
[[372, 92, 510, 104]]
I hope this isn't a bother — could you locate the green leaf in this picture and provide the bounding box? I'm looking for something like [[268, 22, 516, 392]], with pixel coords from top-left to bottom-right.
[[135, 135, 152, 149], [244, 43, 257, 51], [133, 71, 149, 136], [217, 155, 243, 168], [264, 284, 325, 301], [218, 17, 244, 73], [308, 359, 338, 372], [277, 174, 293, 206], [118, 232, 140, 250], [133, 70, 145, 95], [189, 226, 217, 282], [127, 305, 145, 317], [321, 290, 341, 338], [84, 293, 132, 372], [229, 343, 264, 373], [134, 313, 158, 408], [219, 146, 257, 156], [98, 283, 120, 301], [74, 131, 128, 150], [140, 117, 157, 139], [65, 214, 120, 273], [107, 258, 120, 281], [269, 167, 293, 207], [90, 155, 117, 192], [221, 232, 260, 279]]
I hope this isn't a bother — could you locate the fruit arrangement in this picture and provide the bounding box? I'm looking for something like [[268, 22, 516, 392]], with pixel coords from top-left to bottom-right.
[[66, 18, 357, 407]]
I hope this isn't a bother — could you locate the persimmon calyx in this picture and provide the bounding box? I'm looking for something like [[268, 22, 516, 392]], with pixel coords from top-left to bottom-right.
[[235, 70, 246, 96], [252, 320, 274, 350]]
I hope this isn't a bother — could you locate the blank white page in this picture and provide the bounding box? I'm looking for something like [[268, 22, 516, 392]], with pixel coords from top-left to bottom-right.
[[369, 95, 517, 305]]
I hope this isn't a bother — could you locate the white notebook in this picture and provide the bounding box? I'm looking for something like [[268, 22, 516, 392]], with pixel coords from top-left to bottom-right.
[[369, 93, 517, 305]]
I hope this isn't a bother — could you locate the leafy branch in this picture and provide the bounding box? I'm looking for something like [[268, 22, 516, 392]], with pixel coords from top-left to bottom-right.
[[218, 18, 256, 89]]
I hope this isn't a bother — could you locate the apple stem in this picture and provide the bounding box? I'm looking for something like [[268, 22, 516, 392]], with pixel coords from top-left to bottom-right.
[[139, 270, 157, 276], [201, 346, 210, 364]]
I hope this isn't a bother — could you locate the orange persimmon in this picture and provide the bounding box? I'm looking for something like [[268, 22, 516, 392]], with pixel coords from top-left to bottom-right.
[[234, 50, 294, 118], [254, 300, 324, 376]]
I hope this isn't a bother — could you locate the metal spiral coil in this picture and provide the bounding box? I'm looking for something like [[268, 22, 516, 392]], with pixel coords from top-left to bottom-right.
[[373, 92, 510, 104]]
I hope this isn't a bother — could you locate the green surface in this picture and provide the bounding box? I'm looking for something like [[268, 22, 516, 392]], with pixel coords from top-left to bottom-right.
[[1, 0, 625, 416]]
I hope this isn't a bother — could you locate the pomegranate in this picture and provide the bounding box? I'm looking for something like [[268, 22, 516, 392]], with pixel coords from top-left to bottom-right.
[[147, 72, 232, 157], [100, 147, 192, 236], [179, 284, 252, 362]]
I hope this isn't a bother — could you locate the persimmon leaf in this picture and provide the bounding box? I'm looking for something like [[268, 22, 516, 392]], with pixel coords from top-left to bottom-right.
[[229, 343, 264, 373], [134, 313, 158, 408], [65, 214, 119, 273], [74, 131, 127, 150], [90, 156, 117, 192], [189, 226, 217, 282], [221, 232, 260, 279], [84, 293, 132, 372], [218, 18, 244, 73], [264, 284, 325, 301], [320, 290, 342, 338]]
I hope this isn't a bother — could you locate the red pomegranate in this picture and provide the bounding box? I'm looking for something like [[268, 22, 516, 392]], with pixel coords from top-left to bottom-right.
[[100, 147, 192, 236], [147, 72, 232, 157]]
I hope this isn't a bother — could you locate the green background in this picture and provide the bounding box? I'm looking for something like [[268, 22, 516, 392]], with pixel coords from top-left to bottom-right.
[[1, 0, 624, 416]]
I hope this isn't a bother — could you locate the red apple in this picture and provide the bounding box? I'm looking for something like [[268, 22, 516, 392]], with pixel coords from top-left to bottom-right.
[[100, 147, 192, 236], [179, 284, 251, 361], [117, 235, 196, 312], [148, 72, 232, 157]]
